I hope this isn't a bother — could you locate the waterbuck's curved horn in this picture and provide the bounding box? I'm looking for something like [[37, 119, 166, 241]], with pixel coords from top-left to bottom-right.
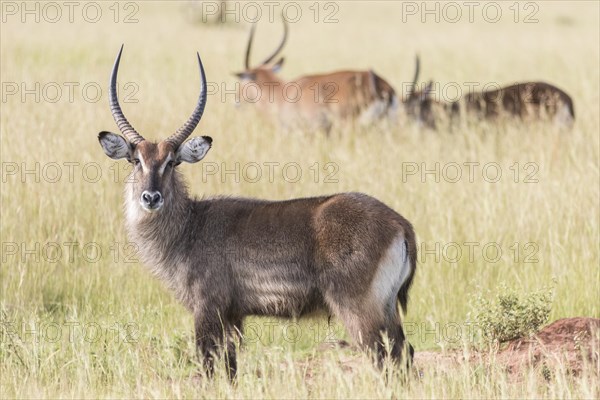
[[244, 23, 257, 69], [165, 52, 207, 148], [408, 55, 420, 96], [109, 44, 145, 145], [259, 18, 288, 66]]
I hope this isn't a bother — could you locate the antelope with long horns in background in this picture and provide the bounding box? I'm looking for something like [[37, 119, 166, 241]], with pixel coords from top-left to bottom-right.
[[403, 56, 575, 130], [98, 46, 417, 379], [234, 19, 399, 133]]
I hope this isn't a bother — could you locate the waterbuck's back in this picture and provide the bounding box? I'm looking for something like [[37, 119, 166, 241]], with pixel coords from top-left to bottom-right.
[[183, 193, 414, 319], [463, 81, 574, 124], [284, 70, 398, 128]]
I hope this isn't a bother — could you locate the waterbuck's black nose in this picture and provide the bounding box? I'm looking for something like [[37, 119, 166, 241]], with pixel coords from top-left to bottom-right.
[[141, 190, 163, 209]]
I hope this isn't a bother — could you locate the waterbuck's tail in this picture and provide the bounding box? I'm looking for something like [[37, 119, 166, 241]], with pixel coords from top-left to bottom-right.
[[566, 96, 575, 120], [398, 229, 417, 315]]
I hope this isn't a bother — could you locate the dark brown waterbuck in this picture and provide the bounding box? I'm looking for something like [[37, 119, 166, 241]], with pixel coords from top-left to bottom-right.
[[234, 19, 398, 133], [403, 56, 575, 129], [403, 56, 457, 130], [98, 46, 417, 378]]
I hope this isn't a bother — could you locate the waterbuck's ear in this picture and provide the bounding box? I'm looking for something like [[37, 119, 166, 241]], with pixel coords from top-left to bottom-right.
[[234, 71, 256, 81], [98, 131, 132, 160], [177, 136, 212, 164], [424, 81, 434, 97], [271, 57, 285, 73]]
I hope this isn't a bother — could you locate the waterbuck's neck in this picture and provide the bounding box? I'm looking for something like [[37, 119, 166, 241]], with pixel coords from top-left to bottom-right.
[[124, 171, 193, 273]]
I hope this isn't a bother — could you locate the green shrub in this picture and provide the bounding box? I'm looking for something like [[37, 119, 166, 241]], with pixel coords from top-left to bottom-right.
[[470, 282, 555, 345]]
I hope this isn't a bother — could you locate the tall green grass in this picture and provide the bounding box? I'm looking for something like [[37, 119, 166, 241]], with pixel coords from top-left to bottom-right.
[[1, 2, 598, 398]]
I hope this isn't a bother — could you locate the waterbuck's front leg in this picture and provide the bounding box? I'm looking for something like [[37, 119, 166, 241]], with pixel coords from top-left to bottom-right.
[[194, 312, 238, 380]]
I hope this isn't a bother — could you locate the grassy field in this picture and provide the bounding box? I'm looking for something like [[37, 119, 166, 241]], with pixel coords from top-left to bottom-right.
[[1, 1, 599, 398]]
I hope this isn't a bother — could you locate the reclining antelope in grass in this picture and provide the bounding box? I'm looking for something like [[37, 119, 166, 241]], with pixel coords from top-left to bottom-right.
[[234, 19, 398, 133], [98, 45, 417, 379], [404, 56, 575, 130]]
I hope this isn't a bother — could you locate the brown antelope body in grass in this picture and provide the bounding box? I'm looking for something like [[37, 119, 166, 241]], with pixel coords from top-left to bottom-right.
[[98, 46, 416, 379], [234, 20, 398, 133], [403, 56, 575, 130], [461, 81, 575, 126]]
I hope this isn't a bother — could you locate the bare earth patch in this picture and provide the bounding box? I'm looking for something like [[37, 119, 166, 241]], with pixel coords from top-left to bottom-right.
[[303, 318, 600, 383], [495, 317, 600, 378], [413, 317, 600, 381]]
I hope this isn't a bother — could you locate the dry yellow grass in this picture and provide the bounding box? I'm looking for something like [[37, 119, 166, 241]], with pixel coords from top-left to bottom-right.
[[1, 1, 598, 398]]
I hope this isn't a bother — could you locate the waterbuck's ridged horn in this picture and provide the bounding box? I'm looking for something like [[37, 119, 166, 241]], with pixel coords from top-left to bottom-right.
[[408, 55, 420, 96], [109, 44, 145, 145], [259, 17, 288, 66], [165, 52, 207, 148], [244, 23, 257, 69]]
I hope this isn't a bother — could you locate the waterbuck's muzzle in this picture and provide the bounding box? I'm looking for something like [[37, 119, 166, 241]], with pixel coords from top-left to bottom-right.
[[140, 190, 164, 212]]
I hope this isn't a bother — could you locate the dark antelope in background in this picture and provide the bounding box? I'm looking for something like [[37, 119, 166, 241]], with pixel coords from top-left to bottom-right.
[[404, 56, 575, 130], [234, 19, 398, 133], [98, 46, 417, 378], [403, 56, 458, 130]]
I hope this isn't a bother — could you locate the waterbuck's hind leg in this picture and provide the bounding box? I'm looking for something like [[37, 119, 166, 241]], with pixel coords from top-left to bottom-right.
[[374, 314, 412, 370], [327, 301, 409, 369], [385, 314, 414, 371]]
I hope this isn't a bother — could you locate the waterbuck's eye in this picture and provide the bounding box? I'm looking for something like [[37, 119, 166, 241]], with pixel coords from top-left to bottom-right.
[[167, 160, 175, 168], [133, 158, 141, 166]]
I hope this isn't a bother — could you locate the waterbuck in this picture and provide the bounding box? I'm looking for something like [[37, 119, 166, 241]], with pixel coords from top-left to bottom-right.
[[403, 56, 457, 130], [234, 19, 398, 133], [98, 46, 417, 378], [404, 56, 575, 129]]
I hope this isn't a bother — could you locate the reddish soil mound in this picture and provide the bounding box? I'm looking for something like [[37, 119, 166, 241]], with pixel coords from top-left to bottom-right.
[[411, 318, 600, 381], [497, 317, 600, 378]]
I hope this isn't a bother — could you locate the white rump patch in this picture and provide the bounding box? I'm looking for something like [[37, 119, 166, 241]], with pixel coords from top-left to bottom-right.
[[371, 235, 411, 313], [554, 104, 574, 128]]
